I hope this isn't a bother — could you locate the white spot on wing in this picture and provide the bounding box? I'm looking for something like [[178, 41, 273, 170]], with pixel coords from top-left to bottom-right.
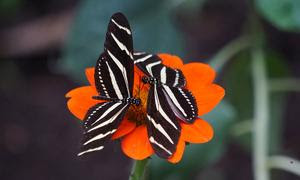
[[149, 136, 172, 155], [133, 52, 146, 55], [87, 104, 128, 132], [110, 32, 133, 59], [146, 61, 161, 76], [147, 115, 174, 144], [107, 49, 130, 97], [153, 85, 178, 130], [162, 85, 187, 117], [160, 67, 167, 84], [77, 146, 104, 156], [106, 61, 123, 100], [84, 129, 117, 145], [111, 18, 131, 35], [134, 54, 152, 64], [173, 70, 179, 87]]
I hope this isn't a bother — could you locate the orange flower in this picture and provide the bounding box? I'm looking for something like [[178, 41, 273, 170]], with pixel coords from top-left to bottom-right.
[[66, 53, 225, 163]]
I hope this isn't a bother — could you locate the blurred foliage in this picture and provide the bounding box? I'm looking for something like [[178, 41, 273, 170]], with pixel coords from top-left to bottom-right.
[[0, 0, 22, 17], [265, 52, 290, 154], [225, 51, 289, 153], [59, 0, 185, 82], [149, 101, 236, 180], [173, 0, 207, 15], [255, 0, 300, 32]]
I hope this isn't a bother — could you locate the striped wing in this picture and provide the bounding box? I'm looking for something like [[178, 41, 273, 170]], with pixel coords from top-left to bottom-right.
[[161, 85, 198, 123], [95, 13, 134, 99], [133, 52, 186, 87], [146, 85, 181, 158], [78, 101, 129, 156]]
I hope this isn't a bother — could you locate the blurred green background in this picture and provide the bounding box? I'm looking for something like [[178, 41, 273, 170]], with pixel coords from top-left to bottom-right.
[[0, 0, 300, 180]]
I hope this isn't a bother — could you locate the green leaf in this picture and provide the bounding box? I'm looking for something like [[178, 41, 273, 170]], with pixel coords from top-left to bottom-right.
[[255, 0, 300, 32], [148, 101, 236, 180], [58, 0, 184, 82]]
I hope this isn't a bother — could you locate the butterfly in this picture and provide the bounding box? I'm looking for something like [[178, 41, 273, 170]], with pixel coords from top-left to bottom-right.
[[77, 12, 140, 156], [133, 52, 198, 158]]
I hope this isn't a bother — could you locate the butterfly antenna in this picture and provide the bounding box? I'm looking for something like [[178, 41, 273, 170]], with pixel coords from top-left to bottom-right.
[[138, 74, 142, 97], [140, 83, 145, 93], [92, 95, 113, 101]]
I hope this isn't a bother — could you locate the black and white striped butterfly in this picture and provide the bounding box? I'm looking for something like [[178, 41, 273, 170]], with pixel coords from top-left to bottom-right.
[[78, 13, 140, 156], [133, 52, 198, 158]]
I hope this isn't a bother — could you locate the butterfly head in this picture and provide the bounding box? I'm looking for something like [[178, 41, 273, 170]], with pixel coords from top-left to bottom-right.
[[142, 76, 158, 85], [125, 97, 141, 106], [131, 98, 141, 106]]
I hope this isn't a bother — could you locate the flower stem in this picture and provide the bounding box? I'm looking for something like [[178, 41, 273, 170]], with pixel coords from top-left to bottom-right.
[[269, 78, 300, 92], [209, 36, 250, 72], [231, 119, 253, 136], [268, 155, 300, 176], [251, 47, 270, 180], [129, 159, 149, 180]]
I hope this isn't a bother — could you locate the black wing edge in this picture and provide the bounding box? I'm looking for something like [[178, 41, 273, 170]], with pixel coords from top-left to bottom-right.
[[162, 85, 198, 124], [146, 85, 181, 159], [78, 101, 129, 156], [133, 52, 186, 87]]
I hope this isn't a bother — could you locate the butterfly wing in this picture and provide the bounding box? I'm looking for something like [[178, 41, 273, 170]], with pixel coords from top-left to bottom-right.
[[95, 13, 134, 99], [152, 63, 186, 88], [146, 85, 181, 159], [134, 52, 185, 87], [78, 101, 129, 156], [161, 85, 198, 123]]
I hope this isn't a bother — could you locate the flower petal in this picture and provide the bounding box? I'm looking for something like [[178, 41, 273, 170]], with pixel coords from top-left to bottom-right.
[[182, 62, 216, 89], [158, 54, 184, 69], [181, 118, 214, 143], [168, 135, 185, 163], [111, 118, 136, 140], [192, 84, 225, 116], [66, 86, 100, 120], [121, 125, 154, 160], [85, 67, 95, 86]]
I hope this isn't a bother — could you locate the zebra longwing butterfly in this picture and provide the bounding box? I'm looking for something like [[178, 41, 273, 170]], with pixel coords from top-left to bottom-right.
[[133, 52, 198, 158], [78, 13, 140, 156]]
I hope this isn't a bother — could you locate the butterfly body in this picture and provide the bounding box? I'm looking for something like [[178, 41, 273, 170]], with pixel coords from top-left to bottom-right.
[[92, 95, 141, 106], [78, 12, 198, 160], [134, 52, 198, 158], [142, 76, 160, 85], [78, 12, 137, 156]]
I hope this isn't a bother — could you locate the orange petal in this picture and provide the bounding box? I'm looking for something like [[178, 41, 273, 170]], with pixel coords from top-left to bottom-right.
[[192, 84, 225, 116], [85, 67, 95, 86], [111, 118, 136, 140], [181, 118, 214, 143], [121, 125, 154, 160], [182, 63, 216, 90], [66, 86, 101, 120], [158, 53, 184, 69], [168, 135, 185, 163]]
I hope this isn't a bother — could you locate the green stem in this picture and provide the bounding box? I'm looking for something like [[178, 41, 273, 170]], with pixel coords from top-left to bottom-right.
[[231, 119, 253, 136], [129, 159, 149, 180], [251, 48, 270, 180], [209, 36, 250, 72], [269, 78, 300, 92], [268, 155, 300, 176]]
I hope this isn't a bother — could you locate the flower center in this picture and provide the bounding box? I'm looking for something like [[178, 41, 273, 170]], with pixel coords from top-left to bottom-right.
[[126, 75, 150, 126]]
